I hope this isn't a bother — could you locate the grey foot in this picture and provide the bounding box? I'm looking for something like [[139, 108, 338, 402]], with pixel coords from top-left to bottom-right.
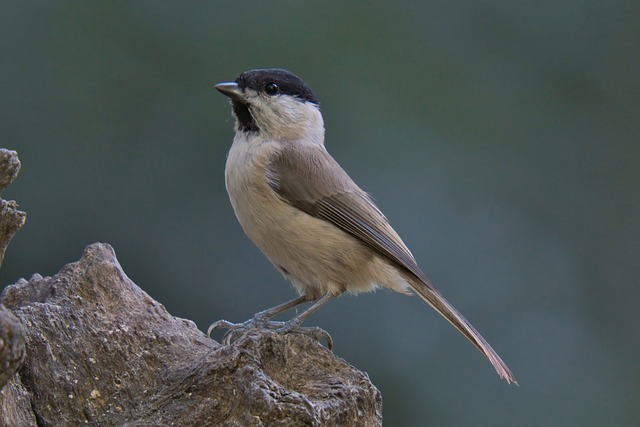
[[207, 318, 333, 349], [207, 317, 283, 345]]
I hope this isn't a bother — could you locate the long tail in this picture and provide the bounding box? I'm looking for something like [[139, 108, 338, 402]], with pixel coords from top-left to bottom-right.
[[409, 277, 517, 384]]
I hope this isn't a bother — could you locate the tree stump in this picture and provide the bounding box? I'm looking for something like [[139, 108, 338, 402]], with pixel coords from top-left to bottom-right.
[[0, 149, 382, 426]]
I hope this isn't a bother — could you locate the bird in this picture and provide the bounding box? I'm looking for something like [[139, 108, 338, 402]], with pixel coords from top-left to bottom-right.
[[210, 68, 516, 384]]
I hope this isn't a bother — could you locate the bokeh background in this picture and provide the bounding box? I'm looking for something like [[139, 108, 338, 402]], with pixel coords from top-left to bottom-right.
[[1, 1, 638, 425]]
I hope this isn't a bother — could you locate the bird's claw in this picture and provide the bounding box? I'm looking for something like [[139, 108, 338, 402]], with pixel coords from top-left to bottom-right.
[[207, 317, 283, 344], [208, 317, 333, 349], [206, 319, 235, 337], [286, 325, 333, 349]]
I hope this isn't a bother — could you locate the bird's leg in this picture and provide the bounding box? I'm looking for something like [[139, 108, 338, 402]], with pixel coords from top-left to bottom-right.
[[275, 293, 336, 348], [207, 294, 311, 342], [252, 294, 310, 323], [276, 293, 335, 332], [208, 293, 336, 348]]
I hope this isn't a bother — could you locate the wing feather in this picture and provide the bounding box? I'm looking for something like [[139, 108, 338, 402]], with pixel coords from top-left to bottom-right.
[[267, 144, 426, 282]]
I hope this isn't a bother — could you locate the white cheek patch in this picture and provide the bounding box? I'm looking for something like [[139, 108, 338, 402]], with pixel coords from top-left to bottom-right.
[[241, 90, 324, 142]]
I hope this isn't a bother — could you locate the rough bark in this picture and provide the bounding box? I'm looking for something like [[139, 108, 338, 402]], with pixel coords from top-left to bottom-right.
[[0, 150, 382, 426], [0, 149, 25, 270]]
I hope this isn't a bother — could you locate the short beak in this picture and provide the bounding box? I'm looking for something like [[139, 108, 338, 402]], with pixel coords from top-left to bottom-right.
[[214, 82, 245, 102]]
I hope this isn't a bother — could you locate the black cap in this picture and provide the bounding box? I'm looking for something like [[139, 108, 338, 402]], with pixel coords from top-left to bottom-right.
[[236, 69, 318, 105]]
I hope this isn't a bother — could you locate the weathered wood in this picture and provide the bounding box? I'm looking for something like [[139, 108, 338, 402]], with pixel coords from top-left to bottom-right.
[[0, 149, 382, 426], [0, 149, 25, 270]]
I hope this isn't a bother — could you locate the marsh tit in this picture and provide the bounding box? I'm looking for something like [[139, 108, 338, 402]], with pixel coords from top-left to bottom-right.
[[210, 68, 516, 384]]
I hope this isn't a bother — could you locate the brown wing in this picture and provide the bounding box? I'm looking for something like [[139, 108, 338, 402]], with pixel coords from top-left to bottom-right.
[[266, 143, 429, 284]]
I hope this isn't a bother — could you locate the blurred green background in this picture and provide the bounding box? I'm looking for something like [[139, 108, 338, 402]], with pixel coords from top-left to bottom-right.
[[1, 1, 638, 425]]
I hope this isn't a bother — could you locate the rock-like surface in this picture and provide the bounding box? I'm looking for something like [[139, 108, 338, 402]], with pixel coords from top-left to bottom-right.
[[0, 149, 21, 194], [0, 306, 25, 390], [0, 149, 25, 269], [0, 243, 383, 426], [0, 149, 382, 425]]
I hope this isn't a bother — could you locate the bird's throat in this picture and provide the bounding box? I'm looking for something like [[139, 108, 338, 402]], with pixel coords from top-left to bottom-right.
[[232, 100, 259, 132]]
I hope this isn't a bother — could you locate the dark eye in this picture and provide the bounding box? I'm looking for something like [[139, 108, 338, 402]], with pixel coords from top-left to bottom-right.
[[264, 82, 279, 96]]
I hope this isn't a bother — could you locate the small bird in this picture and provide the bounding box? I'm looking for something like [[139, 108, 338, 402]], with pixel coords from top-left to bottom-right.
[[211, 68, 516, 384]]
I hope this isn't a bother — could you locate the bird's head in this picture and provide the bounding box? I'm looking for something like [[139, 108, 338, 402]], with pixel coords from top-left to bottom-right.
[[215, 68, 324, 143]]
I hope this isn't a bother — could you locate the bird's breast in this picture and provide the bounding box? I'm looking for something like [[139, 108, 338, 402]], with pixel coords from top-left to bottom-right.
[[223, 135, 381, 297], [225, 135, 301, 258]]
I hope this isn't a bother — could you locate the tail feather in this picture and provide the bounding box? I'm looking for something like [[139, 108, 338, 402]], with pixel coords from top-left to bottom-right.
[[409, 278, 517, 384]]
